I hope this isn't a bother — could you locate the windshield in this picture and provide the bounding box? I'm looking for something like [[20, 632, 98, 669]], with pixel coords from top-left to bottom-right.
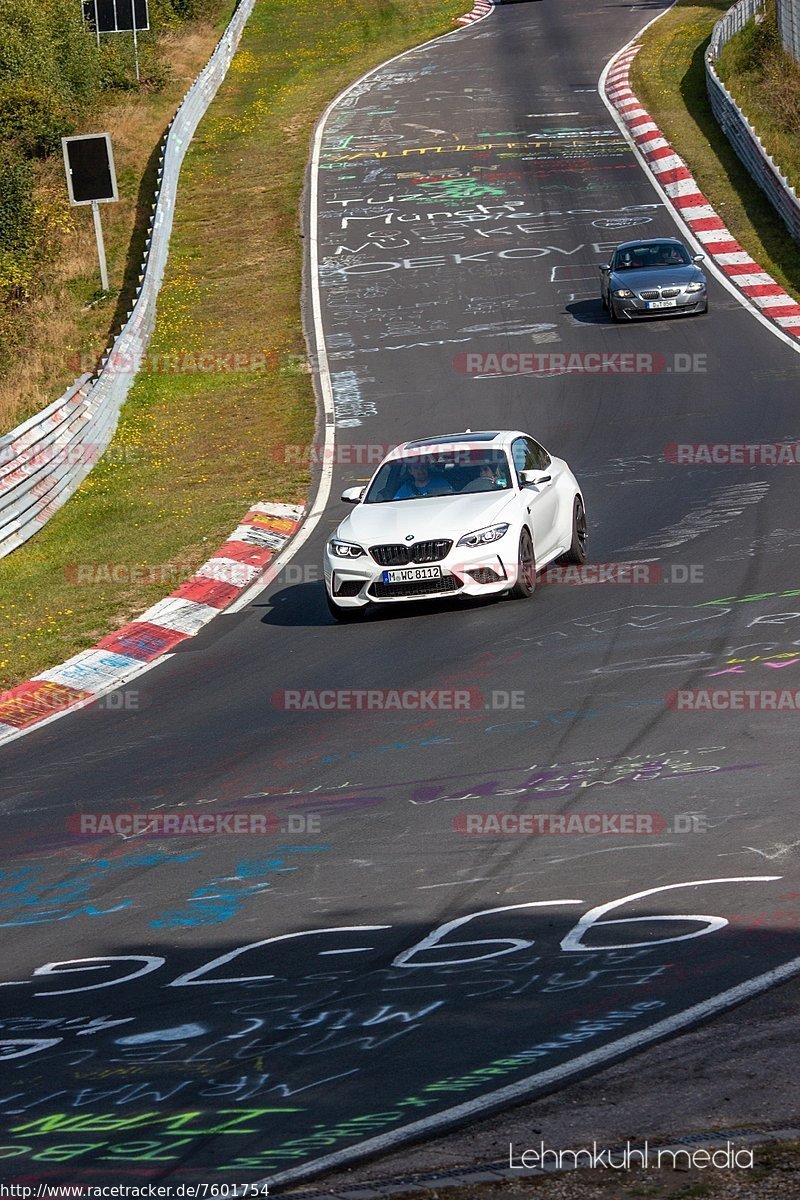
[[364, 448, 513, 503], [613, 244, 691, 271]]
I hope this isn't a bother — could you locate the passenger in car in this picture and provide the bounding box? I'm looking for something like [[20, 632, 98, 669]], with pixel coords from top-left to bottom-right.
[[462, 463, 507, 492]]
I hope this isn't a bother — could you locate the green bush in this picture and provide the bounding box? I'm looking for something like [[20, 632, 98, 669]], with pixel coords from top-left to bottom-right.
[[0, 148, 35, 307], [48, 0, 103, 103], [0, 0, 100, 122], [0, 79, 74, 156], [0, 148, 34, 254], [97, 38, 146, 91], [718, 0, 800, 137], [159, 0, 224, 20]]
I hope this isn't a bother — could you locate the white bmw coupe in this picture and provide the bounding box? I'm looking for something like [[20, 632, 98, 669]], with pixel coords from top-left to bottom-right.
[[324, 430, 587, 620]]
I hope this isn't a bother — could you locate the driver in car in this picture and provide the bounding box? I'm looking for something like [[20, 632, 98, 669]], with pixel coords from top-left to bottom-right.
[[394, 461, 454, 499]]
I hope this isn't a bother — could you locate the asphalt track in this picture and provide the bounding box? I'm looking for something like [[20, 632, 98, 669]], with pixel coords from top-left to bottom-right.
[[2, 0, 800, 1188]]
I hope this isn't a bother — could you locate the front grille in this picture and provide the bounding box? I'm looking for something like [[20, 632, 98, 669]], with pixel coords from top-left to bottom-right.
[[333, 579, 363, 597], [370, 539, 453, 567], [639, 287, 682, 300], [369, 575, 461, 599], [468, 568, 502, 584]]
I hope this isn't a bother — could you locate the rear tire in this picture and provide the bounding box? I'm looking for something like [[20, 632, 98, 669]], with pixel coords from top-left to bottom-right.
[[326, 589, 365, 622], [509, 528, 536, 599], [560, 496, 588, 564]]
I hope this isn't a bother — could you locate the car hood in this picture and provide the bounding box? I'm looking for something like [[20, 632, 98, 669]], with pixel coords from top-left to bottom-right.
[[611, 265, 704, 290], [335, 490, 516, 546]]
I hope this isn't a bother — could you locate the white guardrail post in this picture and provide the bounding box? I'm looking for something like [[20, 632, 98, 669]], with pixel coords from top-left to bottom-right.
[[0, 0, 258, 559], [706, 0, 800, 245]]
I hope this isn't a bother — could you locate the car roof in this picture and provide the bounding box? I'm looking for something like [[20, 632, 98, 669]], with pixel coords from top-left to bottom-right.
[[613, 237, 686, 251], [388, 431, 525, 458], [406, 431, 504, 446]]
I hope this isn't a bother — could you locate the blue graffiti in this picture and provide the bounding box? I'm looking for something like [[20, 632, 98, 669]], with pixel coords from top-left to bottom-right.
[[150, 847, 331, 929], [0, 853, 199, 928]]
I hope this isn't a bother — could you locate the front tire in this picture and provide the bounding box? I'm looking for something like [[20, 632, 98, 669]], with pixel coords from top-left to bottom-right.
[[610, 299, 621, 323], [326, 589, 365, 622], [509, 528, 536, 599], [560, 496, 588, 564]]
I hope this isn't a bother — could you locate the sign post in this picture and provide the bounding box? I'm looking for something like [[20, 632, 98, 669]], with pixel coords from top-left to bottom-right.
[[132, 14, 140, 81], [91, 201, 110, 291], [62, 133, 119, 292]]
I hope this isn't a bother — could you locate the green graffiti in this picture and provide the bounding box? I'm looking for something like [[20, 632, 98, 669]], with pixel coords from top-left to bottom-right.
[[408, 178, 507, 200], [11, 1107, 301, 1138], [696, 587, 800, 608]]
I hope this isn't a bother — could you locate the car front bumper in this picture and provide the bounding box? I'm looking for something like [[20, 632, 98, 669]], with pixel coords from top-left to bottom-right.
[[612, 291, 706, 318], [324, 539, 520, 607]]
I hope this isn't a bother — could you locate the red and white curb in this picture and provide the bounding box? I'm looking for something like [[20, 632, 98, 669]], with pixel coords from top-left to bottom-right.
[[455, 0, 493, 26], [604, 45, 800, 340], [0, 501, 304, 744]]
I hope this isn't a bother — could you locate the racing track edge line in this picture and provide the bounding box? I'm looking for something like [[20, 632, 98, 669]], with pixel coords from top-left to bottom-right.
[[254, 945, 800, 1192]]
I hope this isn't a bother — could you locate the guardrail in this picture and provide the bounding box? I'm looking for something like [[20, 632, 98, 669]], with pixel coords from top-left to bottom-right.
[[706, 0, 800, 245], [0, 0, 258, 560], [777, 0, 800, 62]]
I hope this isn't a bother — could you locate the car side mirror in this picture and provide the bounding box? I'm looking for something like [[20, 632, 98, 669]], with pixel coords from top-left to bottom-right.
[[692, 254, 705, 264], [599, 264, 610, 273], [341, 486, 364, 504], [520, 470, 551, 486]]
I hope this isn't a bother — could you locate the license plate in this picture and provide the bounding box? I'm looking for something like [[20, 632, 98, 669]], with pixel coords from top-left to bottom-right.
[[646, 299, 678, 310], [382, 566, 442, 583]]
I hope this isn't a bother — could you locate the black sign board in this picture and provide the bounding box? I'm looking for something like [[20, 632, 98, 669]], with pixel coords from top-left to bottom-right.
[[82, 0, 149, 33], [62, 134, 119, 206]]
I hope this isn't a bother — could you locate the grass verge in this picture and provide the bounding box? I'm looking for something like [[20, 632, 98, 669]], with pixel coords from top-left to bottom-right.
[[715, 0, 800, 193], [0, 0, 466, 690], [629, 0, 800, 300]]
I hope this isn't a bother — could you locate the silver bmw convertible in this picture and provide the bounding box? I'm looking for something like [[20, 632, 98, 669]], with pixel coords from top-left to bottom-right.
[[599, 238, 708, 321]]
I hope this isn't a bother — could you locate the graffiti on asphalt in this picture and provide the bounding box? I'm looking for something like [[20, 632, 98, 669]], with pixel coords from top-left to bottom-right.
[[0, 878, 790, 1175]]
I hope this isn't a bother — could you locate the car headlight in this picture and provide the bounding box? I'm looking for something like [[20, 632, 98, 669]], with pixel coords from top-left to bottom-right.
[[613, 289, 634, 298], [328, 539, 365, 558], [457, 523, 510, 548], [685, 281, 705, 293]]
